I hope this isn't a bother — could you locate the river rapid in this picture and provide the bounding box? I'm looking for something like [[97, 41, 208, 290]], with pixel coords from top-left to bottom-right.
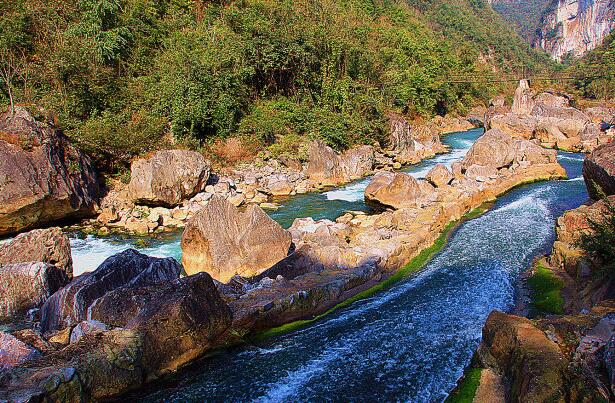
[[123, 141, 587, 401]]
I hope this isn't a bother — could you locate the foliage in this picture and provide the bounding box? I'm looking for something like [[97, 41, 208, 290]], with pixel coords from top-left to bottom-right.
[[0, 0, 554, 171], [445, 368, 482, 403], [578, 193, 615, 276], [528, 260, 564, 315], [567, 32, 615, 100], [491, 0, 553, 44]]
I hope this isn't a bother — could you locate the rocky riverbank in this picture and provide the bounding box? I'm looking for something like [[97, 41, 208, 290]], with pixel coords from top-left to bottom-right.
[[487, 80, 614, 153], [456, 141, 615, 402], [0, 128, 566, 401]]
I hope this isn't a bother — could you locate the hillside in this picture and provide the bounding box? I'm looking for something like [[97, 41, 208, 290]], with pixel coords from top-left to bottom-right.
[[0, 0, 552, 172], [568, 31, 615, 100], [489, 0, 553, 43]]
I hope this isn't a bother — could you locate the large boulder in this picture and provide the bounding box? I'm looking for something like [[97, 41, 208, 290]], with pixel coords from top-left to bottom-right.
[[462, 129, 516, 169], [89, 272, 232, 376], [480, 311, 567, 402], [425, 164, 453, 187], [128, 149, 211, 207], [511, 79, 535, 115], [181, 197, 292, 283], [305, 141, 375, 186], [0, 227, 73, 279], [364, 172, 434, 210], [39, 249, 181, 333], [583, 142, 615, 200], [0, 108, 100, 236], [387, 113, 445, 163], [0, 262, 69, 321]]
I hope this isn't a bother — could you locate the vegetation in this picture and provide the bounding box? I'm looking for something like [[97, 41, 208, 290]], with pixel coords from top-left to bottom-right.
[[578, 194, 615, 276], [445, 367, 482, 403], [0, 0, 552, 172], [488, 0, 553, 45], [568, 32, 615, 100], [528, 259, 564, 315]]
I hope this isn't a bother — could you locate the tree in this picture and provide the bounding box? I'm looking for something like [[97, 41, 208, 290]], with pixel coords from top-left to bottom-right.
[[0, 48, 28, 115]]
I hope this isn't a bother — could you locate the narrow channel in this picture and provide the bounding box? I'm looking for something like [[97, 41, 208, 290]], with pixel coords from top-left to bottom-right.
[[134, 152, 587, 402]]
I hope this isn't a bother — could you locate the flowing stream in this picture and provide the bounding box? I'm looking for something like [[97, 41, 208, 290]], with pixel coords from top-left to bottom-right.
[[69, 129, 483, 275], [132, 151, 587, 402]]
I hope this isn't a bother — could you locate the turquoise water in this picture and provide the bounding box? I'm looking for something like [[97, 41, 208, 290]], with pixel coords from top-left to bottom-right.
[[132, 152, 587, 402], [70, 129, 483, 275]]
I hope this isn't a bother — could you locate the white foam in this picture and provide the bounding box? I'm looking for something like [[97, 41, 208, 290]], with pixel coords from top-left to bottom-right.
[[324, 179, 371, 202]]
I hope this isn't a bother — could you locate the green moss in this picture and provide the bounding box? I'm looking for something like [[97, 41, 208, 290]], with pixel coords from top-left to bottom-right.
[[528, 261, 564, 315], [254, 206, 489, 341], [446, 368, 482, 403]]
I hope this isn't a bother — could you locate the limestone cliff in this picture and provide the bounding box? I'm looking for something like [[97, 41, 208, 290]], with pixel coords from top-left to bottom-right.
[[534, 0, 614, 61]]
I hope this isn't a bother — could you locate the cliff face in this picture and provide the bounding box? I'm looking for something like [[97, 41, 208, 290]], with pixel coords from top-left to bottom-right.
[[534, 0, 615, 61]]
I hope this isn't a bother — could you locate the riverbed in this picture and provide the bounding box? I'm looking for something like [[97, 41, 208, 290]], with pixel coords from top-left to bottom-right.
[[69, 129, 483, 275], [130, 151, 587, 402]]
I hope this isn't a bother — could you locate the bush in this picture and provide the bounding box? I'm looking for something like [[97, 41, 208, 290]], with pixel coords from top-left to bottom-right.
[[578, 194, 615, 276]]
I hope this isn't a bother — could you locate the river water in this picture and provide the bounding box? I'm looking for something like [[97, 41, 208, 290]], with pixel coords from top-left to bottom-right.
[[69, 129, 483, 275], [127, 150, 587, 401]]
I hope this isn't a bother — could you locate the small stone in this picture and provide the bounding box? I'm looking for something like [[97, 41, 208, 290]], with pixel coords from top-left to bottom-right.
[[260, 202, 280, 210], [70, 320, 107, 343]]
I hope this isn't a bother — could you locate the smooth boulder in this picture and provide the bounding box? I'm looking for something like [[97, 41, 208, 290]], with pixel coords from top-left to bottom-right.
[[0, 331, 40, 369], [425, 164, 453, 187], [583, 142, 615, 200], [128, 149, 211, 207], [0, 108, 100, 236], [0, 227, 73, 279], [181, 197, 292, 283], [40, 249, 181, 333], [0, 262, 69, 321], [305, 141, 374, 186], [462, 129, 516, 169], [365, 172, 433, 210]]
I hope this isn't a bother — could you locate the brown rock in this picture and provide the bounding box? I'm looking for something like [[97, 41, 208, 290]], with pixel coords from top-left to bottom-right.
[[269, 180, 293, 196], [128, 149, 210, 207], [365, 172, 433, 210], [0, 262, 69, 321], [387, 113, 445, 163], [0, 108, 100, 236], [39, 249, 181, 333], [462, 129, 516, 169], [481, 311, 567, 402], [425, 164, 453, 187], [465, 165, 498, 182], [583, 142, 615, 199], [511, 80, 535, 115], [0, 227, 73, 279], [181, 197, 292, 283], [305, 141, 374, 186]]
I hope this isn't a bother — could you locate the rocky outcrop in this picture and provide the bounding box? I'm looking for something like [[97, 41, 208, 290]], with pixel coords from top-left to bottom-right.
[[181, 197, 292, 283], [425, 164, 453, 188], [0, 262, 69, 321], [305, 142, 375, 186], [364, 172, 435, 210], [40, 249, 181, 333], [583, 142, 615, 199], [128, 149, 211, 207], [387, 113, 448, 164], [534, 0, 615, 61], [0, 227, 73, 279], [0, 108, 100, 236], [488, 81, 613, 152]]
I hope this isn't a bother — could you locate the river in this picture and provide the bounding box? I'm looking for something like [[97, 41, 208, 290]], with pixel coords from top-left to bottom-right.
[[124, 150, 587, 401], [69, 128, 483, 275]]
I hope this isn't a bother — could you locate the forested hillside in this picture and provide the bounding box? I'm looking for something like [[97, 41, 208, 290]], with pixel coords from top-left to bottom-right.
[[0, 0, 552, 171], [489, 0, 553, 43], [568, 32, 615, 100]]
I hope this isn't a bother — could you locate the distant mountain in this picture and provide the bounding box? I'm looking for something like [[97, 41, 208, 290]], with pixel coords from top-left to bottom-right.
[[491, 0, 615, 61]]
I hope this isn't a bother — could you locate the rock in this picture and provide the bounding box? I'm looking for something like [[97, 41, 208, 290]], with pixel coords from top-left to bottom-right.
[[465, 165, 498, 182], [181, 197, 292, 283], [462, 129, 516, 169], [88, 272, 232, 376], [365, 172, 433, 210], [0, 331, 40, 369], [425, 164, 453, 187], [306, 142, 374, 186], [268, 180, 293, 196], [480, 311, 567, 402], [227, 192, 246, 207], [0, 262, 69, 321], [70, 320, 108, 343], [387, 113, 445, 163], [128, 150, 210, 207], [40, 249, 181, 333], [514, 140, 557, 165], [0, 227, 73, 279], [583, 142, 615, 199], [259, 202, 280, 210], [0, 108, 100, 236], [124, 217, 150, 235], [98, 207, 119, 225], [534, 92, 571, 108], [512, 80, 535, 115]]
